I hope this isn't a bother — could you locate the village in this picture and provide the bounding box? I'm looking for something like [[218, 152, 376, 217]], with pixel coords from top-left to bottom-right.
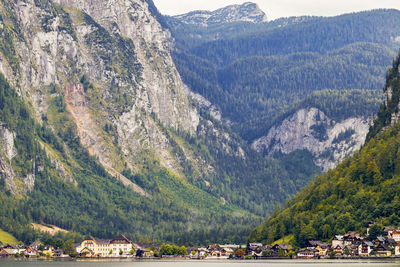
[[3, 224, 400, 260]]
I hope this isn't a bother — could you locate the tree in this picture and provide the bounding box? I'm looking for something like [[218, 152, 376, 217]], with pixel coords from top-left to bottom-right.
[[130, 248, 135, 255], [329, 251, 336, 259], [178, 246, 187, 256], [368, 224, 382, 240], [63, 239, 75, 256], [287, 250, 294, 258], [159, 243, 173, 256], [119, 249, 123, 256], [297, 224, 317, 247], [320, 224, 331, 239], [235, 249, 245, 258], [109, 249, 113, 255], [150, 246, 158, 257]]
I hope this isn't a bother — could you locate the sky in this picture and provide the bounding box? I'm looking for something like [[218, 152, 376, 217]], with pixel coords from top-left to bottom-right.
[[152, 0, 400, 20]]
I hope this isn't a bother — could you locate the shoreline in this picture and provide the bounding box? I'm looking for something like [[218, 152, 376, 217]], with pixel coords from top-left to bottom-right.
[[2, 257, 400, 262]]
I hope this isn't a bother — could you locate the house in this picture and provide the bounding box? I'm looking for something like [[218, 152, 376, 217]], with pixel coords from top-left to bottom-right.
[[375, 243, 392, 257], [332, 235, 344, 247], [197, 247, 209, 258], [109, 234, 133, 256], [272, 243, 290, 256], [315, 243, 330, 257], [41, 245, 54, 256], [375, 236, 387, 246], [247, 243, 263, 253], [297, 248, 317, 258], [358, 241, 374, 257], [384, 226, 395, 239], [392, 230, 400, 242], [24, 247, 38, 258], [343, 232, 362, 246], [333, 244, 345, 256], [29, 240, 42, 251], [395, 243, 400, 256], [78, 234, 133, 257], [210, 250, 220, 257], [54, 248, 69, 258], [79, 247, 95, 257], [247, 243, 265, 257], [2, 245, 20, 255], [0, 248, 13, 258], [220, 247, 234, 257], [74, 243, 82, 254], [346, 244, 359, 257]]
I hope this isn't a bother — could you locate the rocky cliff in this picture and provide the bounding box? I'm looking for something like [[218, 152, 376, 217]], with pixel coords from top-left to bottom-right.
[[252, 107, 370, 171], [0, 0, 205, 194], [173, 2, 267, 26]]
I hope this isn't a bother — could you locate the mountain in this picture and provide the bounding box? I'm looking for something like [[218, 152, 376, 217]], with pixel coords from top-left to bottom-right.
[[0, 0, 324, 246], [167, 7, 400, 170], [248, 52, 400, 247], [172, 2, 267, 26], [252, 90, 381, 171]]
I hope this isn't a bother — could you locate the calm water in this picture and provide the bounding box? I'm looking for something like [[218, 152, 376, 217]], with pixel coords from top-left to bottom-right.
[[1, 260, 400, 267]]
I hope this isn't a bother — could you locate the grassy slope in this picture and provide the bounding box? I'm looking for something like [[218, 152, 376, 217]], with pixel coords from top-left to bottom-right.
[[0, 228, 18, 244]]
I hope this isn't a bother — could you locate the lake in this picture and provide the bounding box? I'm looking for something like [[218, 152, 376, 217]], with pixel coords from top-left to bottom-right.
[[1, 260, 400, 267]]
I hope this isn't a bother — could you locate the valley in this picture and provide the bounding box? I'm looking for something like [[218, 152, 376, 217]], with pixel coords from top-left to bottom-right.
[[0, 0, 399, 251]]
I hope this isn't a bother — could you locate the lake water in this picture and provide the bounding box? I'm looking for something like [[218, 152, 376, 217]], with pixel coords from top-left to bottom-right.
[[1, 260, 400, 267]]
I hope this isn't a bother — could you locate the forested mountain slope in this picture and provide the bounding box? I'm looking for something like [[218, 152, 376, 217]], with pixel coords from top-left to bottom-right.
[[249, 52, 400, 247], [0, 0, 323, 246], [167, 6, 398, 170]]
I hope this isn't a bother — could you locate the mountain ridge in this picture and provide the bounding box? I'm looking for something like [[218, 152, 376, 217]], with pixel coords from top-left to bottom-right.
[[172, 2, 267, 26], [167, 8, 399, 173]]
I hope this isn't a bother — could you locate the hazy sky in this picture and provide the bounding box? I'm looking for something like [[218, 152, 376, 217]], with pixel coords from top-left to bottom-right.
[[152, 0, 400, 20]]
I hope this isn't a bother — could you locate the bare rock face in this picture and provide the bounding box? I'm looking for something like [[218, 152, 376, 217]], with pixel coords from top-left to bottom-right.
[[0, 124, 35, 194], [0, 125, 16, 161], [0, 125, 18, 193], [53, 0, 199, 133], [252, 107, 370, 171], [173, 2, 268, 26], [0, 0, 204, 194], [0, 0, 248, 199]]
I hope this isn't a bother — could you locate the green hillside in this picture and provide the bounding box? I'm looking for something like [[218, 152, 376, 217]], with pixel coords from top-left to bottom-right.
[[249, 52, 400, 247], [0, 229, 18, 245]]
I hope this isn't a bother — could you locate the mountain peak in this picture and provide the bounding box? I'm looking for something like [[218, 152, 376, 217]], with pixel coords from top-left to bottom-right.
[[173, 2, 268, 26]]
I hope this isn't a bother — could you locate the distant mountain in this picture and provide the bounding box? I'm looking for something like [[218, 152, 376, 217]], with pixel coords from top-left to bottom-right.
[[172, 2, 267, 26], [167, 8, 400, 171], [249, 52, 400, 247]]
